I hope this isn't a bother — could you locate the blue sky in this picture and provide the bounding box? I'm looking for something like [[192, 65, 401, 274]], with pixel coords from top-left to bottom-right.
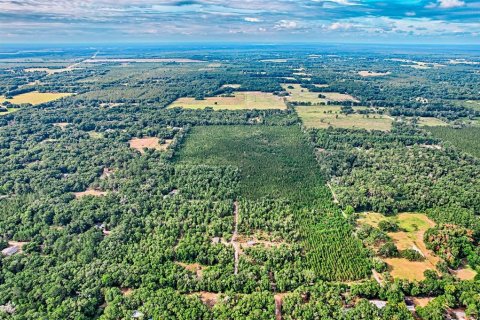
[[0, 0, 479, 44]]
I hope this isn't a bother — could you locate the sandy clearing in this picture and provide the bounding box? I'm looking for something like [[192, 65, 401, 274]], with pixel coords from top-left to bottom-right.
[[358, 71, 391, 77], [175, 262, 204, 278], [74, 189, 107, 198], [129, 137, 173, 154]]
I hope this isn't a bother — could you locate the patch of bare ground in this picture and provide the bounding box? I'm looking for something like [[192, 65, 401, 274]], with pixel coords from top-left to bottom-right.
[[74, 189, 107, 199], [358, 71, 391, 77], [231, 201, 240, 275], [53, 122, 69, 130], [275, 293, 289, 320], [192, 292, 219, 308], [452, 267, 477, 280], [175, 262, 204, 278], [129, 137, 173, 154], [1, 241, 29, 256], [100, 167, 114, 179], [412, 297, 433, 308], [120, 288, 133, 296]]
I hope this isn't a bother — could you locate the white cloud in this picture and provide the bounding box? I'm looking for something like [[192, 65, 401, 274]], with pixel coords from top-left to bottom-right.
[[274, 20, 299, 30], [405, 11, 416, 17], [244, 17, 261, 22], [328, 22, 355, 30], [426, 0, 466, 9]]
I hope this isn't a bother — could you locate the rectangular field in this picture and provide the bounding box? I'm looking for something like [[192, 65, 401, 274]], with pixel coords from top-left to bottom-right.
[[168, 92, 287, 110], [282, 84, 359, 104], [0, 91, 72, 105], [296, 106, 392, 131]]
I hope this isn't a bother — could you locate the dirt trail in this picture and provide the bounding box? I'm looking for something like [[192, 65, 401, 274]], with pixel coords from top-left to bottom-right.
[[327, 182, 339, 204], [274, 293, 289, 320], [231, 201, 240, 275]]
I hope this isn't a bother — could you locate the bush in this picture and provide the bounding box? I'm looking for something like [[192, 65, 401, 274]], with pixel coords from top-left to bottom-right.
[[378, 242, 399, 258], [378, 220, 399, 232], [400, 249, 424, 261]]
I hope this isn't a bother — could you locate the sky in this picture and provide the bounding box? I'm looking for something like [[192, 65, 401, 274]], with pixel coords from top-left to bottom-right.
[[0, 0, 479, 44]]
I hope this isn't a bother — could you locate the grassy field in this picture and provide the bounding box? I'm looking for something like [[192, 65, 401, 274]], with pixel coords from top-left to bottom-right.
[[0, 91, 72, 105], [359, 212, 440, 281], [296, 106, 393, 131], [426, 126, 480, 158], [168, 91, 287, 110], [282, 84, 359, 104], [176, 126, 327, 203], [451, 99, 480, 111], [414, 117, 449, 127]]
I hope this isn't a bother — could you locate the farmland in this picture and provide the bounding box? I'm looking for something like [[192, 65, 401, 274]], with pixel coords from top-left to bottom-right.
[[168, 91, 287, 110], [0, 91, 72, 105], [296, 105, 393, 131]]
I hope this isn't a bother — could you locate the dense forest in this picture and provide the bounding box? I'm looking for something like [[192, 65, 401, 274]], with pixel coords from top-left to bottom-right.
[[0, 45, 479, 319]]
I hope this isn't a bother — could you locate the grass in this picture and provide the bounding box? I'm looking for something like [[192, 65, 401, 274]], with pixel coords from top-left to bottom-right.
[[176, 126, 327, 204], [0, 91, 72, 105], [414, 117, 449, 127], [282, 84, 359, 104], [296, 106, 392, 131], [0, 107, 19, 115], [358, 212, 439, 281], [426, 126, 480, 158], [168, 92, 287, 110]]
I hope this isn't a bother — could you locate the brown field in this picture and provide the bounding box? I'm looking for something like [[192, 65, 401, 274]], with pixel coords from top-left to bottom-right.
[[412, 297, 433, 307], [358, 71, 391, 77], [129, 137, 173, 153], [359, 212, 440, 281], [168, 91, 287, 110], [0, 91, 72, 105], [453, 267, 477, 280], [296, 106, 392, 131], [74, 189, 107, 199], [24, 67, 79, 75], [384, 258, 435, 281]]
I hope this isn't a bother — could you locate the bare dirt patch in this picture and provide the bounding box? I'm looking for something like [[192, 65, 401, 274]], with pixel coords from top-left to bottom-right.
[[412, 297, 433, 308], [53, 122, 69, 130], [129, 137, 173, 154], [358, 71, 391, 77], [453, 267, 477, 280], [121, 288, 133, 296], [74, 189, 107, 199], [194, 292, 219, 308], [384, 258, 435, 281], [175, 262, 204, 278]]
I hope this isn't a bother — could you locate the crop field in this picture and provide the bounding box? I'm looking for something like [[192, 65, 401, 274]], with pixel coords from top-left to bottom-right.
[[168, 91, 287, 110], [0, 91, 72, 105], [296, 106, 393, 131], [282, 84, 359, 104], [426, 126, 480, 158]]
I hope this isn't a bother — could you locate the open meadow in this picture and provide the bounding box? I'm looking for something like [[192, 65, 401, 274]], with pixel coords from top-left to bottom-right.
[[168, 91, 287, 110]]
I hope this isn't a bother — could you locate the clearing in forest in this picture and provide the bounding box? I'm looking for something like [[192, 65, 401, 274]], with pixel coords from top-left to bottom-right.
[[168, 91, 287, 110], [282, 84, 359, 104], [359, 212, 440, 281], [412, 117, 449, 127], [129, 137, 173, 154], [358, 71, 391, 77], [0, 91, 72, 105], [296, 105, 392, 131], [24, 67, 80, 75], [74, 189, 107, 198]]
